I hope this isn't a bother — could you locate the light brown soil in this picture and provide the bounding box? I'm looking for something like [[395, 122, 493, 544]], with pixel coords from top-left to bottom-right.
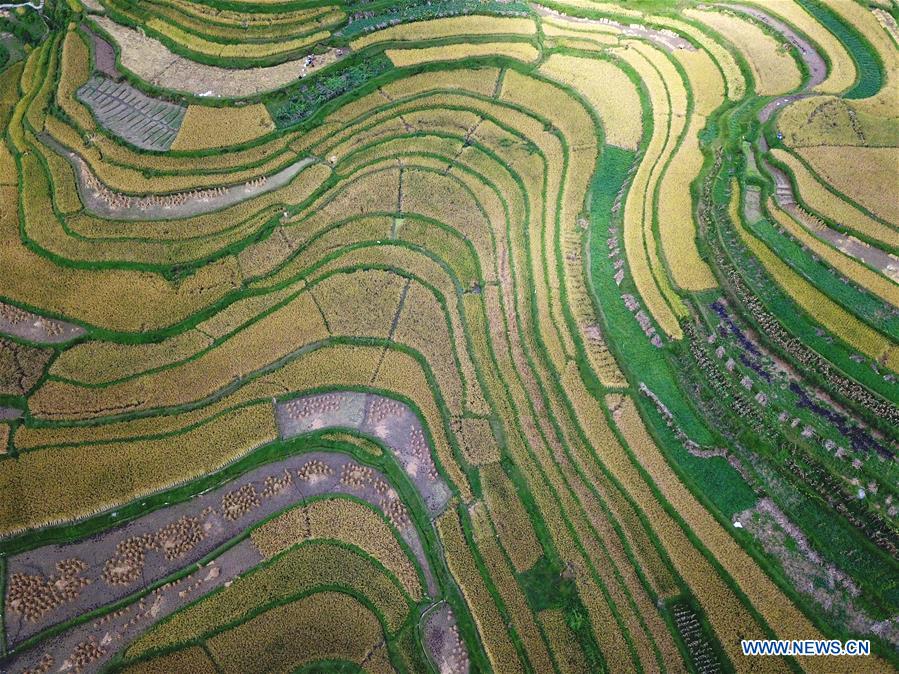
[[91, 16, 346, 99], [4, 448, 437, 673], [0, 300, 85, 344], [422, 602, 471, 674]]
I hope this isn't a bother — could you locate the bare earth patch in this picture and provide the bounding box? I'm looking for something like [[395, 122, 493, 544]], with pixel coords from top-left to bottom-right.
[[4, 449, 437, 673], [276, 391, 454, 516], [423, 602, 470, 674], [0, 407, 22, 421], [91, 16, 346, 99], [737, 498, 899, 647], [0, 300, 85, 344], [82, 26, 118, 80]]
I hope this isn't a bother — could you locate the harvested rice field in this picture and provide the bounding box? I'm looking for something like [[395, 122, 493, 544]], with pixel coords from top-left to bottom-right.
[[0, 1, 897, 673]]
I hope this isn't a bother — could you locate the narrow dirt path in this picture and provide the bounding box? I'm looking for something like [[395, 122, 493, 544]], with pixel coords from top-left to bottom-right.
[[734, 4, 899, 279], [39, 132, 317, 221], [533, 4, 695, 51], [0, 300, 85, 344], [721, 4, 827, 88], [4, 391, 455, 673]]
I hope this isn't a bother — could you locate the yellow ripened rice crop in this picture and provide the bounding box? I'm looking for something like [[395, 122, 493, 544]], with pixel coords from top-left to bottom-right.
[[120, 647, 219, 674], [795, 145, 899, 226], [251, 497, 423, 600], [765, 197, 899, 309], [480, 463, 543, 572], [776, 95, 899, 148], [0, 404, 278, 537], [732, 183, 898, 369], [171, 103, 276, 151], [438, 509, 525, 673], [608, 395, 892, 673], [205, 592, 390, 673], [657, 114, 717, 291], [771, 148, 898, 249], [351, 15, 537, 50], [125, 541, 411, 657], [753, 0, 856, 94], [146, 18, 328, 60], [684, 8, 802, 96], [387, 41, 539, 68], [611, 43, 688, 338], [648, 14, 746, 100], [823, 0, 898, 117], [539, 53, 643, 150]]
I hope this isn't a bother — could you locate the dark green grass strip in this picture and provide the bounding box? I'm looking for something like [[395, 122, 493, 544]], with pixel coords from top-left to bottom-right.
[[335, 0, 532, 41], [721, 191, 897, 406], [586, 146, 757, 518], [746, 214, 899, 343], [795, 0, 884, 99]]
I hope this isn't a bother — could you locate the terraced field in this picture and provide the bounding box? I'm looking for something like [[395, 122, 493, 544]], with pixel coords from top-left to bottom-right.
[[0, 0, 896, 672]]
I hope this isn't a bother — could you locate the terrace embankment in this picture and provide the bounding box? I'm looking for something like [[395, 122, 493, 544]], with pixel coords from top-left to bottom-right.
[[7, 391, 452, 652], [0, 300, 85, 344], [40, 132, 318, 221], [723, 4, 827, 87], [747, 6, 899, 279], [534, 4, 695, 51], [91, 15, 347, 99], [4, 445, 437, 672]]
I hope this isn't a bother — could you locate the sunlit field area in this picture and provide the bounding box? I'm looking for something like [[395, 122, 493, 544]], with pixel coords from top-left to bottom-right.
[[0, 0, 897, 672]]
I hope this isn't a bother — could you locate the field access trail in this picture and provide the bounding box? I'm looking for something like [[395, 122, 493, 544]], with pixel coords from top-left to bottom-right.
[[734, 4, 899, 277], [49, 135, 318, 221], [4, 392, 456, 673], [534, 4, 695, 51]]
